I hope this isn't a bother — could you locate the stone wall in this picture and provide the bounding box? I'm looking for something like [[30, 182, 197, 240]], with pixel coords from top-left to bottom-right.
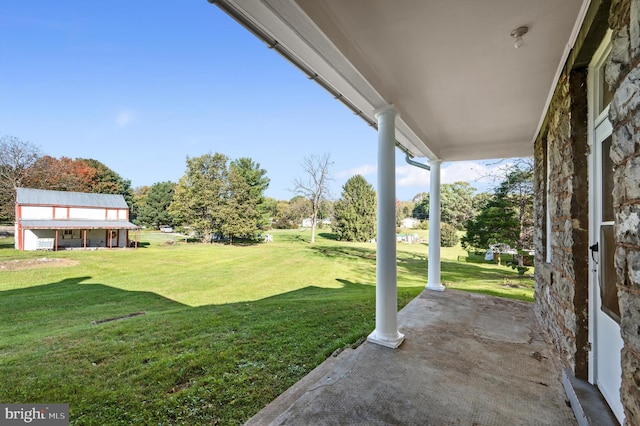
[[607, 0, 640, 422], [536, 0, 640, 421], [533, 69, 590, 380]]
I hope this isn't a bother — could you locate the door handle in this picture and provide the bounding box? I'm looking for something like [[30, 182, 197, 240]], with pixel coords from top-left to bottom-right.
[[590, 242, 599, 264]]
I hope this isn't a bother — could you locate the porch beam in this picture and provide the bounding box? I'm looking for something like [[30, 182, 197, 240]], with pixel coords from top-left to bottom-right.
[[367, 105, 405, 349], [427, 159, 445, 291]]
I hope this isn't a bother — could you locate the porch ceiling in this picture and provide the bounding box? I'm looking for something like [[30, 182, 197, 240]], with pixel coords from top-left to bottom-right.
[[214, 0, 588, 161]]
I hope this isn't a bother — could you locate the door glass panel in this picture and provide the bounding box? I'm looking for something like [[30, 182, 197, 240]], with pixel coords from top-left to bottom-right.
[[602, 136, 614, 222], [600, 69, 614, 114], [600, 224, 620, 323]]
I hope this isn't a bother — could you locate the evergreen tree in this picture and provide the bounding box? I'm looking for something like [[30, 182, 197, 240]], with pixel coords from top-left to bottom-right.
[[333, 175, 376, 242], [136, 181, 176, 228], [230, 157, 270, 229]]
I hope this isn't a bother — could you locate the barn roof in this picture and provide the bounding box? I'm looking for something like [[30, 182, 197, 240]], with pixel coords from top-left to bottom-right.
[[19, 219, 138, 229], [16, 188, 128, 209]]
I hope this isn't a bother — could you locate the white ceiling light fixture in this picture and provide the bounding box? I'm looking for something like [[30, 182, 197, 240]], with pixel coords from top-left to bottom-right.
[[511, 26, 529, 48]]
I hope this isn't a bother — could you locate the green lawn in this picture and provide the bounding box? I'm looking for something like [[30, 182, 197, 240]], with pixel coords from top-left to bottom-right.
[[0, 229, 533, 425]]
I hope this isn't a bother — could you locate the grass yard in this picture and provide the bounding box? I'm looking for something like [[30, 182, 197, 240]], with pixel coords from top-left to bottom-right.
[[0, 229, 533, 425]]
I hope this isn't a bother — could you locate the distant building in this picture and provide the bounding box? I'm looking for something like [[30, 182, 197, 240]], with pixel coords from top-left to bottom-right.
[[400, 218, 421, 229], [14, 188, 138, 251], [301, 217, 331, 228]]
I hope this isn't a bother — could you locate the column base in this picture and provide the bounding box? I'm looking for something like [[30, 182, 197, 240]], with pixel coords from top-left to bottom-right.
[[426, 282, 446, 292], [367, 329, 405, 349]]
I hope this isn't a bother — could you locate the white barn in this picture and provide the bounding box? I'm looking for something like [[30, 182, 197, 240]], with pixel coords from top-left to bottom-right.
[[14, 188, 138, 251]]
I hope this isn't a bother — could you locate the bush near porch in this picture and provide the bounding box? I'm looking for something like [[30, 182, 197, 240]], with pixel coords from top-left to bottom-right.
[[0, 229, 533, 425]]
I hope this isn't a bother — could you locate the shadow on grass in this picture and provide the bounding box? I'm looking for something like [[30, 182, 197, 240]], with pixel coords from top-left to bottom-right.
[[396, 255, 524, 282], [309, 244, 376, 260], [0, 236, 15, 250], [0, 276, 188, 339], [318, 232, 339, 240], [0, 276, 377, 343], [0, 277, 384, 424], [132, 241, 151, 248], [226, 238, 263, 246], [0, 271, 530, 425]]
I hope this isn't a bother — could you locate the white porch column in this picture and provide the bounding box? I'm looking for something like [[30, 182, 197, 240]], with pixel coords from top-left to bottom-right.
[[367, 105, 405, 349], [427, 159, 445, 291]]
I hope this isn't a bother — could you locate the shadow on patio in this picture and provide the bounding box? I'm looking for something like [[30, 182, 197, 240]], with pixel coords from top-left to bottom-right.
[[247, 289, 576, 425]]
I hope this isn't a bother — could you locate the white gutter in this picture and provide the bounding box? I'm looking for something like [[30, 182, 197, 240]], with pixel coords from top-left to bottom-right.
[[208, 0, 436, 159]]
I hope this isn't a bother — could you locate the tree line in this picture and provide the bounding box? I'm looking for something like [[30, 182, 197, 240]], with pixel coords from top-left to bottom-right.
[[0, 135, 133, 222], [1, 135, 533, 252]]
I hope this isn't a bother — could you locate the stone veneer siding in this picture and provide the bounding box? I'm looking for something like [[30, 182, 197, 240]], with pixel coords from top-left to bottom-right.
[[608, 0, 640, 422], [534, 69, 590, 380], [535, 0, 640, 422]]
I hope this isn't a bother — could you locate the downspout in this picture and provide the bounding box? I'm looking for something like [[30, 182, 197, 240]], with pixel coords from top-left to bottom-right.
[[404, 152, 430, 171], [403, 152, 445, 291]]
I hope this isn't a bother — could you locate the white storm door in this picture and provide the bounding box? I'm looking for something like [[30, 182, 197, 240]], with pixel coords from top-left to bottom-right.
[[591, 114, 624, 423]]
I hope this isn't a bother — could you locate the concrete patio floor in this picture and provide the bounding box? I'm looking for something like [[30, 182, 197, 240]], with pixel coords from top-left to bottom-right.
[[246, 289, 576, 425]]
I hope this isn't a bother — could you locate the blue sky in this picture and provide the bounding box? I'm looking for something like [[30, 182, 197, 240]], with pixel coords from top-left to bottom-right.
[[1, 1, 509, 201]]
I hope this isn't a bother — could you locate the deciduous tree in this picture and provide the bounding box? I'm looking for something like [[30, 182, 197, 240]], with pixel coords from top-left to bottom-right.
[[169, 153, 268, 243], [0, 136, 41, 222], [411, 182, 477, 229], [271, 197, 308, 229], [462, 162, 534, 265], [288, 196, 312, 225], [396, 200, 414, 227], [221, 166, 262, 242], [292, 153, 333, 243], [169, 153, 229, 242], [25, 156, 96, 192], [78, 158, 134, 215]]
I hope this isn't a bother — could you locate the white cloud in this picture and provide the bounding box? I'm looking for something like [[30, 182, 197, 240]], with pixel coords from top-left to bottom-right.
[[441, 161, 493, 186], [336, 164, 377, 178], [337, 159, 523, 199], [396, 164, 429, 187], [397, 160, 517, 192], [115, 110, 134, 128]]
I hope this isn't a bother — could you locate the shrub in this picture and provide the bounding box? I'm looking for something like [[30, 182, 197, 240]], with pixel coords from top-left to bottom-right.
[[440, 223, 459, 247]]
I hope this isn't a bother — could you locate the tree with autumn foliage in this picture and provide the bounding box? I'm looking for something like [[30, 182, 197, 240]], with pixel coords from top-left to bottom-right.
[[0, 135, 136, 222], [24, 156, 97, 192], [78, 158, 134, 211], [25, 156, 135, 216]]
